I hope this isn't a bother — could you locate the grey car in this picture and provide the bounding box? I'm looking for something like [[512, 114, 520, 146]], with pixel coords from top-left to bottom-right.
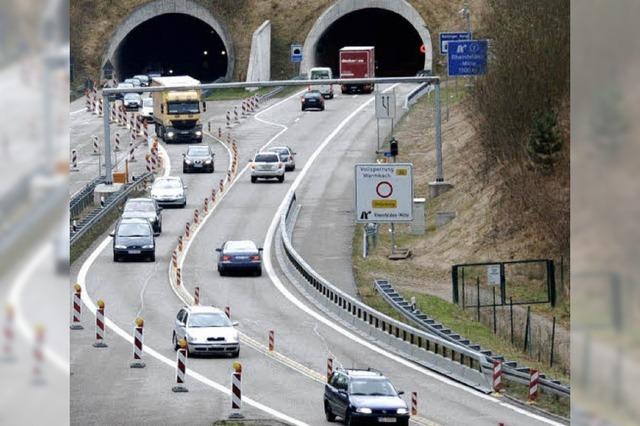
[[150, 176, 186, 208], [121, 198, 162, 235], [173, 305, 240, 357], [111, 217, 155, 262], [183, 145, 214, 173], [266, 146, 296, 171], [250, 152, 285, 183]]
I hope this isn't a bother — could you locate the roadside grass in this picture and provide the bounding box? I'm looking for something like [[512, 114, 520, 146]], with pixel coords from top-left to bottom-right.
[[351, 225, 570, 418]]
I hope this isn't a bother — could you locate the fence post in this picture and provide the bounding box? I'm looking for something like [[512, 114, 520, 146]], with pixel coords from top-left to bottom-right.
[[452, 266, 459, 304], [476, 277, 480, 322], [509, 297, 514, 345], [461, 268, 466, 309], [549, 316, 556, 367], [523, 306, 531, 353], [492, 287, 497, 334]]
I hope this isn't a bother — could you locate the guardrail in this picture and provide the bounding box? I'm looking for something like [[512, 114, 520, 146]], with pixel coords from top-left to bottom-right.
[[70, 175, 105, 219], [70, 172, 152, 248], [374, 279, 570, 398], [403, 82, 433, 110], [279, 192, 493, 392]]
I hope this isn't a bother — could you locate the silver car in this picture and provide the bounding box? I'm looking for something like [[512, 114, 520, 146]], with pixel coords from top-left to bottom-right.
[[150, 176, 186, 208], [173, 306, 240, 357], [250, 152, 285, 183], [266, 146, 296, 171]]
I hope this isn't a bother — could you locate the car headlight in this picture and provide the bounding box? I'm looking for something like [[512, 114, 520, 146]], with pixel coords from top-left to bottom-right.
[[227, 333, 239, 343], [185, 159, 192, 164], [195, 131, 202, 136], [396, 408, 408, 415], [205, 159, 212, 164], [355, 407, 372, 414], [142, 244, 154, 249], [186, 334, 197, 343], [149, 217, 157, 222], [167, 131, 175, 138], [114, 245, 126, 249]]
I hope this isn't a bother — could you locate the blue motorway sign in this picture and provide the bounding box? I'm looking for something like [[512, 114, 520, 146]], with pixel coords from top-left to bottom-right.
[[291, 44, 303, 63], [439, 32, 471, 55], [447, 40, 488, 77]]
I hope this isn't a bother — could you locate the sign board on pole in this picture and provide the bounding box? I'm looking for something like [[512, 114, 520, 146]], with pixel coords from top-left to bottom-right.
[[355, 163, 413, 223], [487, 264, 501, 285], [447, 40, 488, 77], [290, 44, 303, 63], [375, 92, 396, 119], [439, 32, 471, 55]]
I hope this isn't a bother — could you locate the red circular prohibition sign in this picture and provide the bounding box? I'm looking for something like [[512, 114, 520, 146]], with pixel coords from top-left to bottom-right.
[[376, 181, 393, 198]]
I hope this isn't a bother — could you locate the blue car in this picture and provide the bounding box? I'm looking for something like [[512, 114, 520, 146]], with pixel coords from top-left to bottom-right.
[[324, 368, 409, 425], [216, 240, 263, 276]]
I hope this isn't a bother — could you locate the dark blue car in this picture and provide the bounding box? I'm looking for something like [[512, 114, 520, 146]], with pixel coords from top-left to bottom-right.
[[216, 240, 263, 276], [324, 368, 409, 425]]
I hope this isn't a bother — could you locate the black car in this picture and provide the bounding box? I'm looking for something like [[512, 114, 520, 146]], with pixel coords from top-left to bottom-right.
[[216, 240, 263, 276], [324, 368, 409, 426], [111, 218, 155, 262], [121, 198, 162, 235], [301, 90, 325, 111], [183, 145, 214, 173]]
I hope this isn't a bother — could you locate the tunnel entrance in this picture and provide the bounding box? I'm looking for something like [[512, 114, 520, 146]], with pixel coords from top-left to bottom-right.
[[314, 8, 425, 77], [114, 13, 228, 83]]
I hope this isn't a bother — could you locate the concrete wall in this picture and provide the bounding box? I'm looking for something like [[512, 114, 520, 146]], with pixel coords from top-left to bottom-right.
[[101, 0, 235, 81], [300, 0, 433, 75], [245, 20, 271, 83]]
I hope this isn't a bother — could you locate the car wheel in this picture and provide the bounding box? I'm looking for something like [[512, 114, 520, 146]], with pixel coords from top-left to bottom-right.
[[183, 166, 188, 173], [113, 253, 119, 262], [255, 268, 262, 277], [301, 106, 305, 111], [345, 411, 354, 426], [324, 401, 336, 422], [172, 332, 179, 350], [230, 349, 240, 358], [181, 201, 186, 208], [209, 166, 214, 173], [218, 267, 225, 277], [149, 253, 155, 262], [321, 106, 325, 111], [278, 176, 284, 183], [251, 176, 257, 183]]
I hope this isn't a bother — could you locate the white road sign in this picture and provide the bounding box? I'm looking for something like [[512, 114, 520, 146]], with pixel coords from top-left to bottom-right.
[[375, 92, 396, 119], [487, 264, 501, 285], [355, 163, 413, 223]]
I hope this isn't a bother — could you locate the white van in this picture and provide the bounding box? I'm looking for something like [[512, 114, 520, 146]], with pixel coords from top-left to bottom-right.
[[309, 67, 333, 99]]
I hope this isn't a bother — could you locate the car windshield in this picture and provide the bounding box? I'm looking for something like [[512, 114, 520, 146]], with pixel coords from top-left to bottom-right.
[[118, 223, 150, 237], [118, 84, 133, 89], [225, 241, 257, 253], [349, 379, 397, 396], [304, 92, 320, 98], [168, 101, 199, 114], [124, 94, 140, 100], [188, 147, 209, 156], [143, 98, 153, 107], [124, 201, 155, 212], [134, 75, 148, 82], [188, 313, 231, 328], [153, 179, 181, 189], [269, 148, 289, 156], [311, 70, 330, 79], [255, 154, 278, 163]]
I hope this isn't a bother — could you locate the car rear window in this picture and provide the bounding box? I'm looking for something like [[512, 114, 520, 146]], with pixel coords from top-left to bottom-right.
[[255, 154, 278, 162], [225, 241, 257, 252], [304, 92, 321, 98], [125, 201, 155, 212]]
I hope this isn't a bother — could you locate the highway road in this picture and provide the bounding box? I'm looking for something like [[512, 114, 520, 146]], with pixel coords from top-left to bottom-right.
[[70, 85, 564, 425]]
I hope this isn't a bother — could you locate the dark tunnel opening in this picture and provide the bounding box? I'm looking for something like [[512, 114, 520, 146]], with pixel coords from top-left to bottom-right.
[[115, 13, 228, 83], [315, 8, 425, 77]]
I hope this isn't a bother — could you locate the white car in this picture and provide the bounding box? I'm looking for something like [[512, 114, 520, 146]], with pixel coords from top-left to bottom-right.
[[266, 146, 296, 171], [250, 152, 285, 183], [140, 97, 153, 122], [150, 176, 186, 208], [173, 306, 240, 357]]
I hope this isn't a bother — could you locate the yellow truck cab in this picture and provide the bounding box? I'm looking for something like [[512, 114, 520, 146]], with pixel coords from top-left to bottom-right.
[[151, 76, 204, 143]]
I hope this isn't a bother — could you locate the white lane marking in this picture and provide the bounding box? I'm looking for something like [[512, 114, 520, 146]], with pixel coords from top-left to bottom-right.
[[261, 87, 564, 426], [70, 109, 85, 115], [76, 134, 306, 425], [8, 242, 69, 374]]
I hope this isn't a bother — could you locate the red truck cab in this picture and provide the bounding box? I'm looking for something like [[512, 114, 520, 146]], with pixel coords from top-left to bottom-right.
[[339, 46, 375, 94]]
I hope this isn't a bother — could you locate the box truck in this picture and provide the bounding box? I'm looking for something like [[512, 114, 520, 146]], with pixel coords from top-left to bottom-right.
[[339, 46, 375, 94], [151, 76, 204, 143]]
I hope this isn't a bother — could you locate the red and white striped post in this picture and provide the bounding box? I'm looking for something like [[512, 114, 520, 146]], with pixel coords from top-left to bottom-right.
[[114, 132, 121, 151], [528, 369, 539, 403], [70, 149, 79, 171], [327, 357, 333, 381], [128, 138, 136, 162], [3, 306, 14, 361], [211, 188, 217, 203], [234, 106, 239, 122], [226, 111, 231, 128], [172, 339, 189, 392], [224, 306, 230, 318], [218, 127, 222, 138], [268, 330, 275, 351], [130, 317, 145, 368], [32, 325, 46, 384], [219, 179, 224, 193], [492, 360, 504, 394], [185, 222, 191, 239], [177, 235, 184, 252], [176, 268, 182, 286], [70, 284, 83, 330], [193, 208, 200, 224], [85, 90, 91, 111], [194, 287, 200, 305], [203, 197, 209, 213], [411, 392, 418, 416], [171, 250, 178, 270], [229, 362, 243, 418], [93, 299, 108, 348], [92, 135, 100, 155]]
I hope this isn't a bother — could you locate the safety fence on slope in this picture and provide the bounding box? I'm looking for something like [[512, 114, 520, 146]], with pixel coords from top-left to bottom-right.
[[278, 192, 494, 393]]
